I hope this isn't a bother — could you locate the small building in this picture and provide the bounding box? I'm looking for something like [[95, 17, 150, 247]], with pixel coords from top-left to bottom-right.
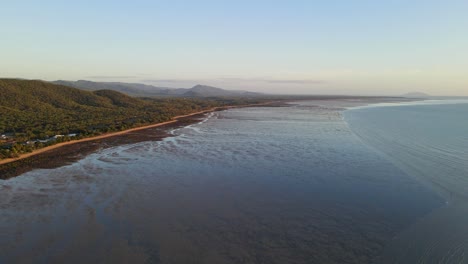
[[1, 141, 16, 149]]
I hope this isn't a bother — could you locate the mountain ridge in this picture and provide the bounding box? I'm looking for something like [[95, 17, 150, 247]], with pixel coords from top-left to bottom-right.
[[52, 80, 262, 98]]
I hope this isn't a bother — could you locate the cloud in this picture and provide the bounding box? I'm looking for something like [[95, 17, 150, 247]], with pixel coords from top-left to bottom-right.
[[87, 75, 137, 79], [141, 79, 190, 83], [86, 76, 327, 86], [218, 77, 326, 85], [264, 79, 326, 84]]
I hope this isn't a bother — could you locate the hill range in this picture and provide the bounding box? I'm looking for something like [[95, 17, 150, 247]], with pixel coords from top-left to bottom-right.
[[53, 80, 262, 98]]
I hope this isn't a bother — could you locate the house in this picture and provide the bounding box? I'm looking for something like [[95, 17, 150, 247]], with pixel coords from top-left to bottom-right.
[[1, 140, 16, 149]]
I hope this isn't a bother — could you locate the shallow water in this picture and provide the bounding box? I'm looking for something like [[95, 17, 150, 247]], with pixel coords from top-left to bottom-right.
[[0, 101, 443, 263], [345, 101, 468, 263]]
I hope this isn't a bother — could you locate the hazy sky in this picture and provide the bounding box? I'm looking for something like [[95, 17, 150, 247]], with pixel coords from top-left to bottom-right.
[[1, 0, 467, 95]]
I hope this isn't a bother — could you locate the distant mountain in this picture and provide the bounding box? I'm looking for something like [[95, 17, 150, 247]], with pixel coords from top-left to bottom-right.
[[401, 92, 431, 98], [53, 80, 262, 98], [53, 80, 169, 97], [184, 85, 227, 97], [183, 84, 261, 97]]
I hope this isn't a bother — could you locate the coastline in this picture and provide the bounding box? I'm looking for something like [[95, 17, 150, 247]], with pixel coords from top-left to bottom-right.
[[0, 110, 202, 166], [0, 102, 276, 178], [0, 98, 449, 263], [0, 98, 405, 179]]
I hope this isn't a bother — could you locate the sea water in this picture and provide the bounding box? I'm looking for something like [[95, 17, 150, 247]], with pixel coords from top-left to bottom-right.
[[0, 101, 447, 263], [345, 100, 468, 263]]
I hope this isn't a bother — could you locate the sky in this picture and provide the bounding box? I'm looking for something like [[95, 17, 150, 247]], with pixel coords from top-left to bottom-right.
[[1, 0, 467, 96]]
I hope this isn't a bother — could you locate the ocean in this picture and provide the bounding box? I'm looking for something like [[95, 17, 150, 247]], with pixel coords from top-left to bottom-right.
[[344, 100, 468, 263], [1, 99, 466, 263]]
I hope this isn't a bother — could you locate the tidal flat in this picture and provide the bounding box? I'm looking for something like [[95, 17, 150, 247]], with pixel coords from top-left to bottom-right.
[[0, 99, 445, 264]]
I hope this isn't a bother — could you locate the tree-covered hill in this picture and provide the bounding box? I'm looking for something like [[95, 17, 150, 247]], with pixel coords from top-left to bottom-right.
[[0, 79, 264, 159], [0, 79, 142, 110]]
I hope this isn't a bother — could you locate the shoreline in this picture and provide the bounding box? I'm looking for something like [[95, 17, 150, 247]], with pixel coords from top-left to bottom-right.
[[0, 105, 230, 165], [0, 103, 271, 168]]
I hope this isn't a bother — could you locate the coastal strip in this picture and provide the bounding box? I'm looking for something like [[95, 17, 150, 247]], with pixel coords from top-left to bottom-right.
[[0, 102, 274, 171], [0, 108, 215, 166]]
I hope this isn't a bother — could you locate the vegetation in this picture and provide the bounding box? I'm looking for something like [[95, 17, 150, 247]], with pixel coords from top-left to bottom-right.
[[0, 79, 265, 160]]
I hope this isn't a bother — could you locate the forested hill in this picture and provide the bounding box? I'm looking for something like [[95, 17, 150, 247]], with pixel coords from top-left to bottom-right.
[[0, 79, 144, 111], [0, 79, 263, 159]]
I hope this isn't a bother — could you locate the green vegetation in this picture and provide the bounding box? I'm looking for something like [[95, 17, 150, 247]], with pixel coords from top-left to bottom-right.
[[0, 79, 265, 159]]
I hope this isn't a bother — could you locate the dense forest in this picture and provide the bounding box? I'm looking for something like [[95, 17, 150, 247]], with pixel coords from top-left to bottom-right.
[[0, 79, 265, 159]]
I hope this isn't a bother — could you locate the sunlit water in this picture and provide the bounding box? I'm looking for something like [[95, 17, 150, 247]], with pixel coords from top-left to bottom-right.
[[0, 101, 444, 264], [345, 101, 468, 263]]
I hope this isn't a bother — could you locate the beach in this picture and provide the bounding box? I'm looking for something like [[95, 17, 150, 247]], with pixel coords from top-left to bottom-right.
[[0, 103, 278, 178]]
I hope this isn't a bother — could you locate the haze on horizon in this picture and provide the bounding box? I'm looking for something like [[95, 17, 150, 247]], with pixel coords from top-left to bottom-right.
[[1, 1, 467, 96]]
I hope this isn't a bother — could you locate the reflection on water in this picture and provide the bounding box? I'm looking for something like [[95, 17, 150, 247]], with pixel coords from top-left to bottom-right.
[[0, 101, 442, 263], [345, 101, 468, 263]]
